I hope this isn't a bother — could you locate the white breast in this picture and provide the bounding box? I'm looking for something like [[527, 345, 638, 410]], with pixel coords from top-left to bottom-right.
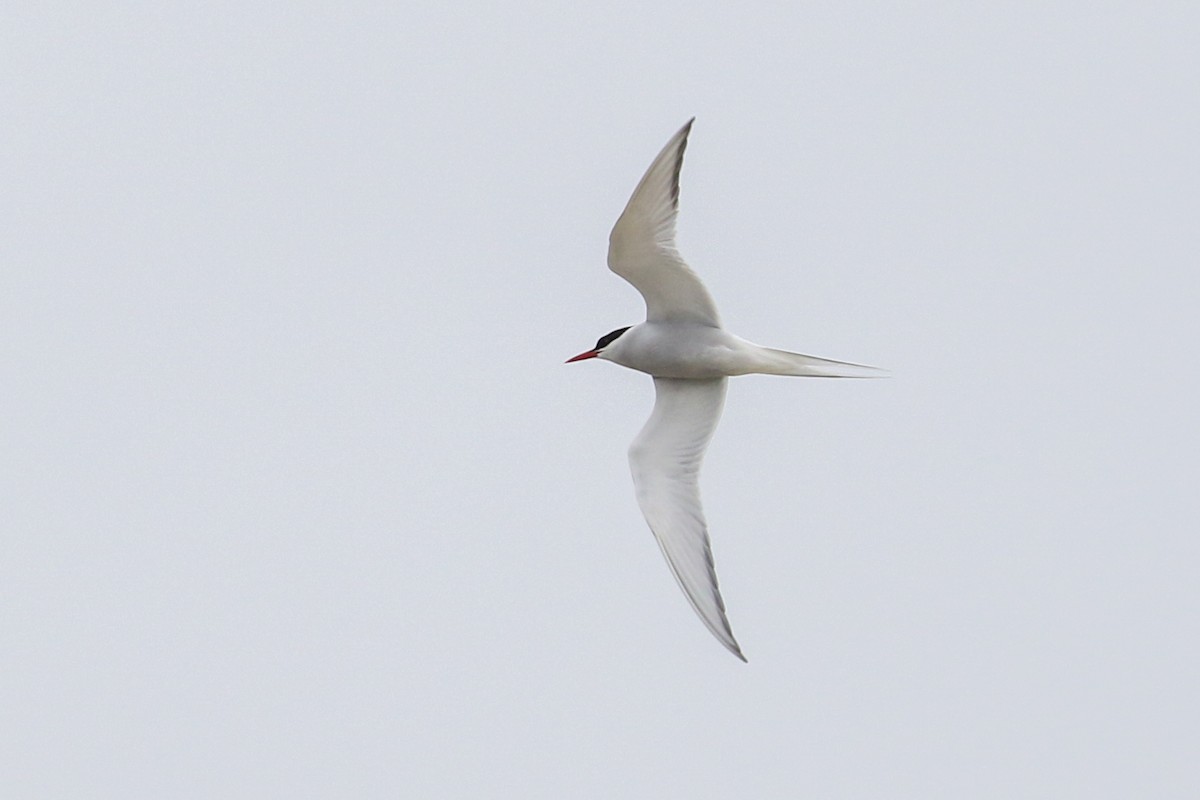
[[601, 323, 762, 379]]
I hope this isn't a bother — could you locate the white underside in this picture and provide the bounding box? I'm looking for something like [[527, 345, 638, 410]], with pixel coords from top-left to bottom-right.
[[592, 119, 881, 660], [600, 322, 882, 380]]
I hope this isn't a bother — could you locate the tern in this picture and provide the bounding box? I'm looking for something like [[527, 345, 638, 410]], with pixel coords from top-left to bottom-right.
[[567, 119, 881, 661]]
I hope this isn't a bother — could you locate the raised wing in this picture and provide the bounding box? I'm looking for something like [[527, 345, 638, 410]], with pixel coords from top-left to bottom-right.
[[607, 119, 722, 326], [628, 377, 744, 661]]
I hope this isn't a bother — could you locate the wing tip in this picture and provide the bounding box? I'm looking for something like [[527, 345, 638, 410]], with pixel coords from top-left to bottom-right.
[[715, 617, 748, 662], [670, 118, 694, 208]]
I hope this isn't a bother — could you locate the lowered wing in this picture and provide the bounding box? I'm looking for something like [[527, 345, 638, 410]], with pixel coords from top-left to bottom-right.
[[628, 376, 744, 661]]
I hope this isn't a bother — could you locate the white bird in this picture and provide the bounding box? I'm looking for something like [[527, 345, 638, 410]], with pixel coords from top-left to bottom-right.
[[568, 119, 880, 661]]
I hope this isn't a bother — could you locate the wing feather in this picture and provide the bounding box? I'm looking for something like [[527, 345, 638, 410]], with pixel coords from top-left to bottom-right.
[[628, 377, 744, 661], [607, 119, 721, 326]]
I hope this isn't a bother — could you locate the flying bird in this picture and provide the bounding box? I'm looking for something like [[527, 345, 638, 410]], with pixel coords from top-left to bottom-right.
[[568, 119, 881, 661]]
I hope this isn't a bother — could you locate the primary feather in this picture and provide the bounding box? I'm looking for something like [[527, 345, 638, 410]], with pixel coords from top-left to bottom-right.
[[607, 119, 721, 326], [629, 377, 744, 661]]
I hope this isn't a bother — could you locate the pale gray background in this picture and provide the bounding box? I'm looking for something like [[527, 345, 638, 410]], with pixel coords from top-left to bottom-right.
[[4, 3, 1198, 797]]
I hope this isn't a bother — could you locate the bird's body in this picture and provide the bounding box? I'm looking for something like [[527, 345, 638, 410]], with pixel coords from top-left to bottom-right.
[[602, 322, 747, 379], [602, 322, 879, 379], [568, 119, 880, 661]]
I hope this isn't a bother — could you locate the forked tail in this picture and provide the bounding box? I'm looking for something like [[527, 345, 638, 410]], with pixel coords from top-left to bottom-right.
[[754, 347, 886, 378]]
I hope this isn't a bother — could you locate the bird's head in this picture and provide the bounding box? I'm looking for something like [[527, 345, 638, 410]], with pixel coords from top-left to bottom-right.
[[566, 326, 631, 363]]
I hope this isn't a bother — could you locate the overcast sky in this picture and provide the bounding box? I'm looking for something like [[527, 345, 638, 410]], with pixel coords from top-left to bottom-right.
[[4, 3, 1198, 797]]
